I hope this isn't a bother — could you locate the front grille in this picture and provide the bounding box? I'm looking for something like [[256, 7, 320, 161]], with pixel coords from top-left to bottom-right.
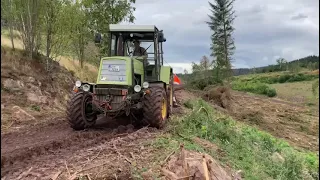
[[94, 88, 123, 96], [95, 95, 124, 110], [93, 87, 127, 110]]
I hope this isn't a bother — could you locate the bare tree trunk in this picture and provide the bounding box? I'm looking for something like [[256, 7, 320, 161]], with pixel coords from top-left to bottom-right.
[[80, 36, 84, 69], [9, 0, 15, 51], [46, 13, 53, 71], [9, 22, 15, 51], [32, 0, 39, 55], [35, 25, 41, 53], [27, 0, 33, 58], [46, 31, 51, 70], [19, 14, 27, 50], [79, 25, 85, 69], [223, 14, 231, 80], [46, 20, 52, 58]]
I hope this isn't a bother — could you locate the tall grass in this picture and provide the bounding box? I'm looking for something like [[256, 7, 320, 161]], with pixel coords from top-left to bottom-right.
[[1, 29, 99, 82], [231, 81, 277, 97], [188, 78, 223, 90], [238, 73, 319, 84], [166, 99, 319, 180], [312, 79, 319, 99]]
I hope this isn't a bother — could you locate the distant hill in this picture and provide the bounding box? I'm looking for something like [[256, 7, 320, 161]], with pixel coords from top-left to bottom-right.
[[177, 55, 319, 78], [253, 55, 319, 74], [289, 55, 319, 64]]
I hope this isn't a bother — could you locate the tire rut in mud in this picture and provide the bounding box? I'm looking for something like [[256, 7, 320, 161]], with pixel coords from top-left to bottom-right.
[[1, 116, 147, 178]]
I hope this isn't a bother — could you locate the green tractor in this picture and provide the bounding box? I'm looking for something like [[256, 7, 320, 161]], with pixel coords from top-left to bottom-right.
[[66, 24, 174, 130]]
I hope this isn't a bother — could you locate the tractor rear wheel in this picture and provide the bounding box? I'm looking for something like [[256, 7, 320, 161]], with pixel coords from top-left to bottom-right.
[[66, 91, 97, 130], [142, 87, 168, 128]]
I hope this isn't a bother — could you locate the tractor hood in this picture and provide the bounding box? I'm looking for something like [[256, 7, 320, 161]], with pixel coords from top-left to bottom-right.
[[96, 56, 144, 85]]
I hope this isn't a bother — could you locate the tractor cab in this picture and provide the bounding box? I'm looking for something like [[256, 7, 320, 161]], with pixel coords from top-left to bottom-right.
[[95, 24, 167, 82]]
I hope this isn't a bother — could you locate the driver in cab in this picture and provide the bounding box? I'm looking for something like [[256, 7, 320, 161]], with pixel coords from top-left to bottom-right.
[[133, 39, 147, 56], [133, 39, 148, 65]]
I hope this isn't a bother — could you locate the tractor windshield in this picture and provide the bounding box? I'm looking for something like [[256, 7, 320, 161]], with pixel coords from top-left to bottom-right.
[[109, 31, 163, 66], [140, 41, 155, 65], [130, 40, 155, 65]]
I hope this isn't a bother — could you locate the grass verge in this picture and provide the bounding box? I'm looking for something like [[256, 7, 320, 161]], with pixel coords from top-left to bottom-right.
[[236, 72, 319, 84], [231, 81, 277, 97], [155, 99, 318, 180], [312, 79, 319, 99]]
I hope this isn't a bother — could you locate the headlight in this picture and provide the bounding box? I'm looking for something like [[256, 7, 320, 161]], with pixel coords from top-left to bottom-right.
[[134, 85, 141, 92], [82, 84, 90, 92], [142, 82, 149, 88], [75, 80, 81, 87]]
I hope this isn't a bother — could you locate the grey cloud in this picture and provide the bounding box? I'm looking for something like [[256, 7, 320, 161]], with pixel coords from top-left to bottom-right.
[[164, 44, 211, 62], [237, 4, 266, 16], [125, 0, 319, 69], [291, 13, 308, 20]]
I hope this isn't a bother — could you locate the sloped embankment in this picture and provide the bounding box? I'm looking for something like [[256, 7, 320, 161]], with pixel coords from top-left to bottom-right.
[[1, 47, 77, 133], [197, 84, 319, 152], [169, 93, 319, 180]]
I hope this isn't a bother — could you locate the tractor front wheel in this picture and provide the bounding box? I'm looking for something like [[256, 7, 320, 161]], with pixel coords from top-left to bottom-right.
[[66, 91, 97, 130], [142, 87, 168, 128]]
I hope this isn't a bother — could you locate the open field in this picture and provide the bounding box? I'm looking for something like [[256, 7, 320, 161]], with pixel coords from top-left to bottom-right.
[[270, 80, 319, 107], [230, 90, 319, 152], [222, 72, 319, 152]]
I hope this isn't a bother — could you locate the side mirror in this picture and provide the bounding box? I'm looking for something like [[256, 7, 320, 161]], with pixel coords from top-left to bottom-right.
[[94, 33, 102, 44], [158, 31, 166, 42]]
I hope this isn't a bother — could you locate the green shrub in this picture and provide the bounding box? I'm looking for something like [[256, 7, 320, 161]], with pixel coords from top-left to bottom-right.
[[257, 73, 317, 84], [30, 105, 40, 112], [190, 78, 209, 90], [286, 73, 316, 82], [237, 73, 319, 85], [183, 99, 194, 109], [266, 88, 277, 97], [189, 78, 222, 90], [278, 74, 292, 83], [231, 82, 277, 97]]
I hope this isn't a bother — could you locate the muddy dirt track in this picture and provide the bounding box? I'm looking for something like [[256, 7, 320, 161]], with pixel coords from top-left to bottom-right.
[[0, 91, 189, 180], [1, 115, 161, 180]]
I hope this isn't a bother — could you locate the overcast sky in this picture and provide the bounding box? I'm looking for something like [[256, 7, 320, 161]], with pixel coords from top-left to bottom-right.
[[122, 0, 319, 73]]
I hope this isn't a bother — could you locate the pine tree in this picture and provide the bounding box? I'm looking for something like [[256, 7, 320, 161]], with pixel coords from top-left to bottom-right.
[[207, 0, 236, 80]]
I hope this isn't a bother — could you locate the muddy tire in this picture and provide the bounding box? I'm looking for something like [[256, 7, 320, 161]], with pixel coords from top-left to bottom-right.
[[142, 87, 168, 128], [66, 91, 97, 130]]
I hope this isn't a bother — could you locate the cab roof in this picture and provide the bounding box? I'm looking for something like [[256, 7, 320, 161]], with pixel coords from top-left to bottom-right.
[[109, 24, 159, 32]]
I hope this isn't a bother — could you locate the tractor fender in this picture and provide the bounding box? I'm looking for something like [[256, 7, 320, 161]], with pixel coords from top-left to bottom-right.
[[149, 81, 166, 89], [160, 66, 172, 84]]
